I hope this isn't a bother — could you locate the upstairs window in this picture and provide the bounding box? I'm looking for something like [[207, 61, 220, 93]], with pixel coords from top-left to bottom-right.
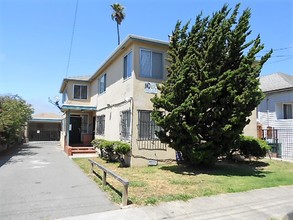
[[96, 115, 105, 135], [140, 49, 163, 79], [98, 74, 107, 94], [73, 85, 87, 99], [123, 51, 132, 79], [284, 104, 293, 119]]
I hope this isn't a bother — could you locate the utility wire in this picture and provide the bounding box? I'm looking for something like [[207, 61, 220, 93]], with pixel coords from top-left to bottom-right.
[[268, 57, 293, 64], [65, 0, 79, 77], [271, 46, 293, 51]]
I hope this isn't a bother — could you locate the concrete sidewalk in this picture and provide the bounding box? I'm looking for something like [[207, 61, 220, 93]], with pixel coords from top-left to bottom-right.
[[58, 185, 293, 220], [0, 142, 118, 220]]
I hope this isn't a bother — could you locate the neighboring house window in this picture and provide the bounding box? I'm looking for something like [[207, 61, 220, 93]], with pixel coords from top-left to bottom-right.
[[120, 110, 131, 140], [74, 85, 87, 99], [81, 115, 88, 133], [123, 51, 132, 79], [140, 49, 163, 79], [96, 115, 105, 135], [98, 74, 107, 94], [284, 104, 293, 119], [138, 110, 161, 140]]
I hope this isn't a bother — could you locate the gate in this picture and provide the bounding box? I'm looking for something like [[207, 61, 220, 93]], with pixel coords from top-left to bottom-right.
[[28, 129, 60, 141], [261, 128, 293, 160]]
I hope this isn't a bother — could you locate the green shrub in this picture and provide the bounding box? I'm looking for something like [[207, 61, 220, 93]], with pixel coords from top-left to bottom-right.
[[91, 139, 104, 149], [99, 140, 115, 152], [114, 141, 130, 155], [232, 135, 271, 159], [113, 141, 130, 167], [91, 139, 131, 166]]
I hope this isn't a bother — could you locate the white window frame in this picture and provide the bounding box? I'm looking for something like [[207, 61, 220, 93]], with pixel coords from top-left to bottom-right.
[[139, 48, 163, 79], [73, 84, 88, 100], [123, 51, 132, 80], [98, 74, 107, 94]]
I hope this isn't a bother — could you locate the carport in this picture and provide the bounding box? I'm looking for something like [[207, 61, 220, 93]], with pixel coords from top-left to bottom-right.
[[26, 113, 62, 142]]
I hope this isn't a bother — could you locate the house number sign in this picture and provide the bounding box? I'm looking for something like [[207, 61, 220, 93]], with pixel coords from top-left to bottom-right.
[[145, 82, 158, 94]]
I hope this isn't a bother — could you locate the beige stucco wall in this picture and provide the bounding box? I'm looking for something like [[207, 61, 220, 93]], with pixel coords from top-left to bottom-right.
[[91, 40, 175, 166], [130, 42, 176, 166], [243, 109, 257, 137], [63, 80, 91, 106], [60, 113, 67, 148], [92, 43, 134, 141]]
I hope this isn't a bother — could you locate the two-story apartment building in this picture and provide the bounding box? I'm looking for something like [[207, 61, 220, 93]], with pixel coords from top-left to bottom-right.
[[59, 35, 258, 166], [59, 35, 176, 166]]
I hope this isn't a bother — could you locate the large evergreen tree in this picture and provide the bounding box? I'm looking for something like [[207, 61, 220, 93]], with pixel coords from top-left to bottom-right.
[[151, 4, 272, 165]]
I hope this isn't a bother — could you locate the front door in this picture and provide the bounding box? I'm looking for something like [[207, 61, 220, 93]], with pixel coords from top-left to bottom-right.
[[69, 116, 81, 145]]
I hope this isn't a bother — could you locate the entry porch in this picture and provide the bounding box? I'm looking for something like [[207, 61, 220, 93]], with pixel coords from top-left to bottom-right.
[[60, 104, 97, 156]]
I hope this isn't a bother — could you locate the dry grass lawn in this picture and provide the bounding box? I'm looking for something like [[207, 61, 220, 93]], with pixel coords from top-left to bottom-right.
[[73, 157, 293, 206]]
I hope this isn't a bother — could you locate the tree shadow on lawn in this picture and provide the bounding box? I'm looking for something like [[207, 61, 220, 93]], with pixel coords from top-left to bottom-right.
[[160, 160, 271, 177]]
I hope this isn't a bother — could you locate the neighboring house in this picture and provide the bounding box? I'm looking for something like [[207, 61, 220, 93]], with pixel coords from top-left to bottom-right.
[[26, 113, 62, 142], [258, 72, 293, 159], [59, 34, 258, 166]]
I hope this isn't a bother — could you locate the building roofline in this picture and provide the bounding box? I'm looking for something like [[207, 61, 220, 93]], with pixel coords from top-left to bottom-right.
[[263, 86, 293, 95], [59, 76, 91, 93], [59, 35, 169, 93], [29, 118, 62, 123], [89, 34, 169, 81]]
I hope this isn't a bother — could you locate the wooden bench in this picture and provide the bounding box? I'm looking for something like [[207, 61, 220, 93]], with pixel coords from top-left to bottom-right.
[[88, 159, 129, 206]]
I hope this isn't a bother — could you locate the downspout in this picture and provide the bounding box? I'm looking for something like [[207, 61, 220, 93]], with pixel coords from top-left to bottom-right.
[[129, 97, 134, 145]]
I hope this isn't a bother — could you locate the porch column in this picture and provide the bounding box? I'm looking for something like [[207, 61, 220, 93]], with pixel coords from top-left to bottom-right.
[[66, 110, 70, 146]]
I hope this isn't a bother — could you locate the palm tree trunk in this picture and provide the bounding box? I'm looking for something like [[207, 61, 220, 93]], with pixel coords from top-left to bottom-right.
[[116, 22, 120, 45]]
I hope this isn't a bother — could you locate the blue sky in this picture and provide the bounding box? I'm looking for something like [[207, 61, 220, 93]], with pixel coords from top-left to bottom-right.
[[0, 0, 292, 114]]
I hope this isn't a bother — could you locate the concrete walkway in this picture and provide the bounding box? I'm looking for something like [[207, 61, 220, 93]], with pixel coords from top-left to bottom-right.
[[58, 185, 293, 220], [0, 142, 118, 220]]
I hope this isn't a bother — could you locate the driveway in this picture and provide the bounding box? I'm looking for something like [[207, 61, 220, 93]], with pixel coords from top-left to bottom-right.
[[0, 142, 119, 220]]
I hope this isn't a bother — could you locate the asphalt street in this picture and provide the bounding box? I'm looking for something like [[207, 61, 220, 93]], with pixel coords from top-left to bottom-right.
[[0, 142, 118, 220]]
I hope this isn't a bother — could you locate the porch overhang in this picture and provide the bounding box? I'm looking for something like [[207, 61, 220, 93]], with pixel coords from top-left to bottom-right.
[[61, 104, 97, 112]]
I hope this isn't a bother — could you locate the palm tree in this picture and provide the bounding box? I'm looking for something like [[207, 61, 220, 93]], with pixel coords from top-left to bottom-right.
[[111, 3, 125, 45]]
